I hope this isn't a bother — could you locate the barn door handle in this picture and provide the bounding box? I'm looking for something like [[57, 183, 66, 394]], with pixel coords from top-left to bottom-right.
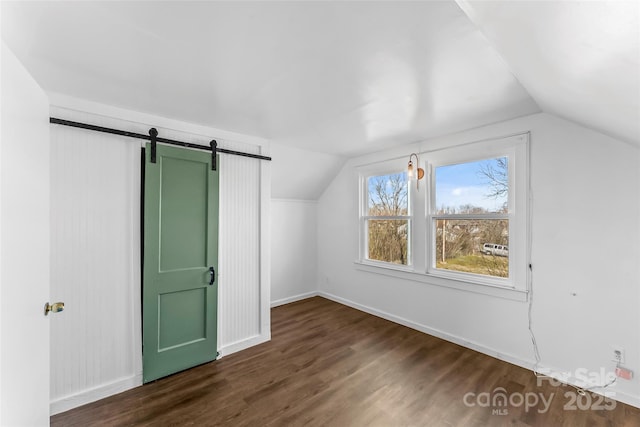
[[209, 267, 215, 285]]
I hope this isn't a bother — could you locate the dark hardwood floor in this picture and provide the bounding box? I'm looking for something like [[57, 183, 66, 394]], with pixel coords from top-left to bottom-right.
[[52, 297, 640, 426]]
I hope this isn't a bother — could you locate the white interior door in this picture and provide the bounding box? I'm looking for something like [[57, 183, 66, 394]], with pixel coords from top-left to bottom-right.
[[0, 41, 51, 426]]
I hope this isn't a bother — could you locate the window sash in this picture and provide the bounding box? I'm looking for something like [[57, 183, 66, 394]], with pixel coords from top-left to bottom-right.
[[426, 149, 515, 284], [364, 218, 411, 266], [360, 167, 413, 267], [428, 217, 511, 280]]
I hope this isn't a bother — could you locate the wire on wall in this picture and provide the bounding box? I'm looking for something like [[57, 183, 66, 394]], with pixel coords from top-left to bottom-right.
[[526, 188, 617, 396]]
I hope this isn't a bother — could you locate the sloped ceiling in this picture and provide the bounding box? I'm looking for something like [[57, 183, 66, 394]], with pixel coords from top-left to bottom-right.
[[457, 0, 640, 147], [270, 143, 345, 200], [2, 1, 637, 155], [2, 0, 539, 157]]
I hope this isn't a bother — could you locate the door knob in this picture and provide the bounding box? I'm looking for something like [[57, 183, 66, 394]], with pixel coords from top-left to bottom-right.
[[44, 302, 65, 316]]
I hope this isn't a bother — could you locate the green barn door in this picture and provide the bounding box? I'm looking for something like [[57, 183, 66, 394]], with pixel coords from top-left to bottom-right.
[[143, 143, 219, 383]]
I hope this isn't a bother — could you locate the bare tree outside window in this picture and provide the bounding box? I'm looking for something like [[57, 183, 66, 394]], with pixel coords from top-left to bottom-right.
[[366, 173, 409, 265], [478, 157, 508, 200]]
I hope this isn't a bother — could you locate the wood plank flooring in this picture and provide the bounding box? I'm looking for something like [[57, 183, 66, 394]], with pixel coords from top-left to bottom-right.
[[52, 297, 640, 426]]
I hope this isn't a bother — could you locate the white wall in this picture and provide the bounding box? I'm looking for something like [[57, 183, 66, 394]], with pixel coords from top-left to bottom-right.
[[317, 112, 640, 407], [48, 99, 271, 414], [271, 199, 318, 306], [0, 42, 51, 426], [268, 143, 343, 306]]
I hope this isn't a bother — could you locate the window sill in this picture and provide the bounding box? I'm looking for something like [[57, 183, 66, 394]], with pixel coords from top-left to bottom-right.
[[356, 259, 415, 273], [353, 261, 528, 302]]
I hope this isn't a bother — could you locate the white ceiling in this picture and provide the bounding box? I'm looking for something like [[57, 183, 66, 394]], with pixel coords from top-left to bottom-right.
[[1, 1, 638, 156], [458, 0, 640, 148]]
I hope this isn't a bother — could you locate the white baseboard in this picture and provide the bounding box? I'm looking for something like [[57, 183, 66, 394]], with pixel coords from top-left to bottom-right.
[[318, 291, 532, 368], [50, 373, 143, 416], [51, 332, 271, 416], [271, 291, 319, 308], [317, 291, 640, 409], [219, 332, 270, 358]]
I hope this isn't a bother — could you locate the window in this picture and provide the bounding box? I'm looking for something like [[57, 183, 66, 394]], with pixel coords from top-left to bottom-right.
[[360, 169, 411, 266], [356, 133, 529, 299], [431, 157, 510, 280]]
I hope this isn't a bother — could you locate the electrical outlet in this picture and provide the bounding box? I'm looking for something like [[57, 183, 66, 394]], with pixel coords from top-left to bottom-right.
[[612, 347, 625, 364]]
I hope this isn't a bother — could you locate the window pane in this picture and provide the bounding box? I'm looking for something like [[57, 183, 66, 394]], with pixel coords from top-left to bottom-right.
[[368, 219, 408, 265], [435, 157, 508, 214], [367, 173, 408, 216], [434, 219, 508, 278]]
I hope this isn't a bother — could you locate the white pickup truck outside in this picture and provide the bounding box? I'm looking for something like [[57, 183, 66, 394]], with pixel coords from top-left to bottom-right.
[[482, 243, 508, 257]]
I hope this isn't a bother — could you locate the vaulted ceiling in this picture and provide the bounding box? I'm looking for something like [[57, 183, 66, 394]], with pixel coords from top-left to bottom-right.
[[458, 0, 639, 148], [2, 1, 638, 156]]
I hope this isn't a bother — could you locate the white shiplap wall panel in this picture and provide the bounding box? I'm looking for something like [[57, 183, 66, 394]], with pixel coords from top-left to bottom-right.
[[218, 142, 262, 347], [50, 114, 141, 409], [49, 106, 269, 413]]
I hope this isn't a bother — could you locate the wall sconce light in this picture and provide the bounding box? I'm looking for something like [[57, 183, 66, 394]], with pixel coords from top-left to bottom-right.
[[407, 153, 424, 190]]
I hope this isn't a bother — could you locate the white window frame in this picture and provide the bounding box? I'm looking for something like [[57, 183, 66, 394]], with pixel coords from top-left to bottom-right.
[[358, 159, 414, 270], [355, 133, 530, 301]]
